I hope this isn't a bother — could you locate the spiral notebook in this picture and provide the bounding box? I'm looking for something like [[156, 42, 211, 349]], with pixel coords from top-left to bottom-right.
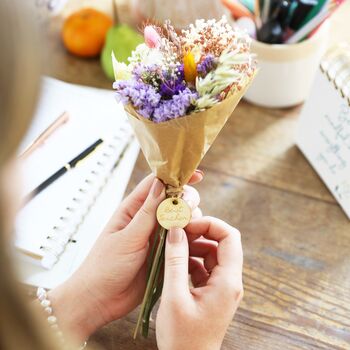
[[296, 43, 350, 219], [15, 78, 139, 288]]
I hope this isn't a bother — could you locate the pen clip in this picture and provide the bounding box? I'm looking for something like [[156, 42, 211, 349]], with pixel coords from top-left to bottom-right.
[[70, 139, 104, 168]]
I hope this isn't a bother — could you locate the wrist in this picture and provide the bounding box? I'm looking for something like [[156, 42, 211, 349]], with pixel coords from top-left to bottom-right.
[[48, 276, 108, 343]]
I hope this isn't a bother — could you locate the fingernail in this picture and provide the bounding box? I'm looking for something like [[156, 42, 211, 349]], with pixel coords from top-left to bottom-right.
[[168, 228, 184, 243], [151, 178, 164, 198], [195, 169, 204, 177]]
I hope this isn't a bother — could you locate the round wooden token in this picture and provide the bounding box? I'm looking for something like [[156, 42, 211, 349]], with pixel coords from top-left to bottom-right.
[[156, 197, 191, 230]]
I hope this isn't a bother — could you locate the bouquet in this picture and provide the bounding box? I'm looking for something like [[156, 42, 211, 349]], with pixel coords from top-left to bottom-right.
[[112, 16, 256, 338]]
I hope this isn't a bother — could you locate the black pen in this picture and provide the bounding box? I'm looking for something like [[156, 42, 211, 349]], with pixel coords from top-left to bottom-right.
[[24, 138, 103, 204], [257, 0, 293, 44]]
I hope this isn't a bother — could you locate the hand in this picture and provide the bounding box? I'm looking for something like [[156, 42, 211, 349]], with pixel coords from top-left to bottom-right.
[[156, 217, 243, 350], [48, 171, 203, 342]]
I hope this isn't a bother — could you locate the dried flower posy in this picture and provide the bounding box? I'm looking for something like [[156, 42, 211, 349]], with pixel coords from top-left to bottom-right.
[[113, 16, 256, 123], [111, 17, 257, 339]]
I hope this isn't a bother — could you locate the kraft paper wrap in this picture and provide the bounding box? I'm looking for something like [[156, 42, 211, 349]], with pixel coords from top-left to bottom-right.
[[125, 81, 252, 194]]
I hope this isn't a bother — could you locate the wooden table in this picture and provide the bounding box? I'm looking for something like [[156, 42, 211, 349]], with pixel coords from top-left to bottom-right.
[[45, 3, 350, 349]]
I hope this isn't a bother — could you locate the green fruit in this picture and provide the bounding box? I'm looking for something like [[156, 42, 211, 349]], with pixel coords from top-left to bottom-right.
[[101, 24, 143, 80]]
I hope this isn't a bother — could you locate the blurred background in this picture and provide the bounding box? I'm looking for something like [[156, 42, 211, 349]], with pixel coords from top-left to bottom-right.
[[38, 0, 349, 93]]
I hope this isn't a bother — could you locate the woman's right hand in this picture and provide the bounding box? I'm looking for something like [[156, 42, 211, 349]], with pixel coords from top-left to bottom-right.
[[156, 217, 243, 350]]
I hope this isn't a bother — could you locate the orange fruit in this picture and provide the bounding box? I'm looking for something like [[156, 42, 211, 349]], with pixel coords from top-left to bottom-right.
[[62, 8, 113, 58]]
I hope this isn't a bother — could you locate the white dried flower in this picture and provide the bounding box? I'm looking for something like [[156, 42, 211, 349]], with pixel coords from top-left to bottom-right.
[[112, 51, 131, 81], [194, 48, 253, 110], [181, 16, 251, 57], [128, 43, 165, 67], [195, 95, 218, 110]]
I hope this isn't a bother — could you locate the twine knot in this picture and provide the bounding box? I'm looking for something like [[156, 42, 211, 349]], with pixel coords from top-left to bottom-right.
[[165, 184, 183, 198]]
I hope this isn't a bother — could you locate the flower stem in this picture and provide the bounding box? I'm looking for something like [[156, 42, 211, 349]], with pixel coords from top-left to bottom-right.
[[141, 246, 165, 337], [133, 226, 168, 338], [146, 225, 162, 280]]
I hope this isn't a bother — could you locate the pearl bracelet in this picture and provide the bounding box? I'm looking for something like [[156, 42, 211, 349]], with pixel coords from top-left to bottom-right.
[[37, 287, 87, 350]]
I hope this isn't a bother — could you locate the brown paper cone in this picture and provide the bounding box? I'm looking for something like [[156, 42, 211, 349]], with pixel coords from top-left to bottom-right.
[[125, 81, 252, 189]]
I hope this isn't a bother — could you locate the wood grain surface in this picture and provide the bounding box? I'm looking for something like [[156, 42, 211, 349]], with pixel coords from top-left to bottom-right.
[[44, 1, 350, 349]]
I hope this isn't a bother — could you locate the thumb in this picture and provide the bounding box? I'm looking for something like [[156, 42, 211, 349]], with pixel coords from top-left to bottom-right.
[[123, 178, 165, 245], [163, 228, 190, 299]]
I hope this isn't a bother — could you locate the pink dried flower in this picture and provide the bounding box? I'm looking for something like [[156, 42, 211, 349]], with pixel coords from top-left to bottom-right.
[[144, 26, 161, 49]]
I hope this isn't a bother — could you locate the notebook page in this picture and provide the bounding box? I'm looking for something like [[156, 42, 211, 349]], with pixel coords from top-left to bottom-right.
[[15, 77, 132, 257], [16, 139, 140, 288], [16, 140, 110, 257]]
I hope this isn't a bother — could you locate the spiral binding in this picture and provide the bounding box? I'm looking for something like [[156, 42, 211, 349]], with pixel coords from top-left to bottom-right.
[[40, 126, 134, 269], [320, 43, 350, 106]]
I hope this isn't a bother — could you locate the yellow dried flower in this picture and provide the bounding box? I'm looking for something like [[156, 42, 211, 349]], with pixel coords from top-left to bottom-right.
[[183, 50, 197, 84]]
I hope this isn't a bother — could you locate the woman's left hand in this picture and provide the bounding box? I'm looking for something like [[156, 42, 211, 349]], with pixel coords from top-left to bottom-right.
[[48, 171, 203, 342]]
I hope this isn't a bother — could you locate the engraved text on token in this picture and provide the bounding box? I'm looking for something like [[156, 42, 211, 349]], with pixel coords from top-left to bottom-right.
[[156, 198, 191, 230]]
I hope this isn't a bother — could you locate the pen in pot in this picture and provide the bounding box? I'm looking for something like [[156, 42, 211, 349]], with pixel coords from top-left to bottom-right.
[[285, 0, 342, 44], [261, 0, 272, 24], [283, 0, 318, 41], [254, 0, 262, 28]]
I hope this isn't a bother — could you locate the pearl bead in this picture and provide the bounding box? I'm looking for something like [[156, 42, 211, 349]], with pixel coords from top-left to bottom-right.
[[37, 287, 88, 349], [38, 293, 46, 301], [36, 287, 46, 298], [47, 315, 57, 324], [41, 299, 51, 307]]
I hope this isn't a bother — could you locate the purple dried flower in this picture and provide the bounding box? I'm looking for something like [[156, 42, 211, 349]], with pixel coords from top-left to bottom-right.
[[159, 78, 186, 99], [153, 88, 198, 123], [178, 64, 184, 77], [132, 63, 162, 86], [159, 64, 186, 99], [132, 64, 146, 80], [113, 80, 161, 118], [197, 54, 217, 77]]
